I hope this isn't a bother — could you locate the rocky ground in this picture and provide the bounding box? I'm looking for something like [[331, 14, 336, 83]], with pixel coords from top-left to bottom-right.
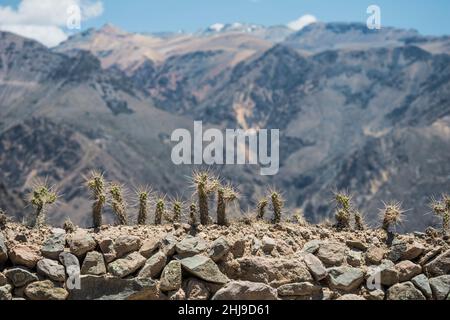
[[0, 221, 449, 300]]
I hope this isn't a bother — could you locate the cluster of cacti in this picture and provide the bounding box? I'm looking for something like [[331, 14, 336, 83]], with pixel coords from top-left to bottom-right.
[[253, 190, 284, 224], [431, 194, 450, 236], [333, 191, 365, 231], [29, 182, 58, 228]]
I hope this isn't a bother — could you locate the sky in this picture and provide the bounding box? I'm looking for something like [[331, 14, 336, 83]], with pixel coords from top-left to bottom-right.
[[1, 0, 450, 47]]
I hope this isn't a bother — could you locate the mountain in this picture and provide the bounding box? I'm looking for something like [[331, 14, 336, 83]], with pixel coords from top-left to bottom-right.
[[1, 21, 450, 231]]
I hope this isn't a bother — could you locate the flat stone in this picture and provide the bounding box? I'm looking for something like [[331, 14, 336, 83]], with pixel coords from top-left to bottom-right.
[[365, 289, 385, 301], [175, 236, 208, 258], [114, 235, 141, 259], [277, 282, 322, 297], [346, 240, 368, 251], [262, 236, 276, 254], [108, 252, 146, 278], [184, 278, 210, 300], [424, 249, 450, 277], [208, 237, 230, 262], [25, 280, 69, 300], [212, 281, 277, 300], [139, 239, 160, 259], [365, 246, 385, 265], [161, 234, 177, 256], [41, 232, 65, 260], [347, 250, 363, 267], [337, 294, 366, 300], [0, 272, 6, 286], [387, 240, 407, 262], [68, 231, 96, 258], [387, 282, 426, 300], [327, 266, 364, 292], [402, 242, 425, 261], [160, 260, 182, 292], [9, 245, 41, 268], [0, 284, 12, 301], [37, 259, 66, 282], [81, 251, 106, 275], [59, 252, 80, 270], [180, 255, 229, 284], [138, 251, 167, 279], [395, 260, 421, 282], [429, 275, 450, 300], [68, 275, 159, 300], [316, 242, 346, 267], [411, 274, 432, 299], [301, 240, 322, 254], [303, 253, 327, 281], [5, 268, 39, 287]]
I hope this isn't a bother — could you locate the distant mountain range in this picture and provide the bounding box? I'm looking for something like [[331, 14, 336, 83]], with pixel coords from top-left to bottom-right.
[[1, 22, 449, 231]]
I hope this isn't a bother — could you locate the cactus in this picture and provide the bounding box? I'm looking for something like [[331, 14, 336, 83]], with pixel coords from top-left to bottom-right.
[[109, 183, 128, 225], [63, 218, 76, 233], [431, 195, 450, 237], [354, 210, 366, 231], [381, 201, 404, 234], [86, 171, 106, 229], [193, 171, 218, 225], [256, 199, 268, 221], [137, 189, 150, 225], [270, 190, 284, 224], [216, 185, 238, 226], [189, 202, 198, 226], [0, 208, 7, 228], [334, 192, 352, 230], [293, 208, 308, 226], [172, 200, 183, 223], [30, 182, 58, 228], [155, 197, 165, 225]]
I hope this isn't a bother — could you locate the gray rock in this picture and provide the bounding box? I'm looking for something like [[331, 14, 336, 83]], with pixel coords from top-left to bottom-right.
[[277, 282, 322, 297], [0, 284, 12, 301], [212, 281, 277, 300], [68, 275, 159, 300], [402, 242, 425, 261], [208, 237, 230, 262], [98, 238, 116, 263], [138, 251, 167, 279], [367, 260, 399, 286], [9, 244, 41, 268], [59, 252, 80, 270], [25, 280, 69, 300], [251, 238, 262, 254], [429, 275, 450, 300], [424, 249, 450, 276], [180, 255, 229, 284], [37, 259, 66, 282], [0, 272, 6, 286], [411, 274, 432, 299], [160, 260, 182, 292], [301, 240, 322, 254], [337, 294, 365, 300], [327, 266, 365, 292], [0, 232, 8, 265], [346, 240, 368, 251], [316, 242, 346, 267], [303, 253, 327, 281], [365, 289, 385, 301], [5, 268, 39, 287], [81, 251, 106, 275], [108, 252, 146, 278], [387, 240, 407, 262], [161, 234, 177, 256], [230, 239, 246, 258], [139, 239, 160, 259], [262, 236, 276, 254], [175, 236, 208, 258], [387, 282, 426, 300], [184, 278, 210, 300], [365, 246, 385, 265], [347, 250, 363, 267], [41, 232, 65, 260], [68, 231, 96, 258], [114, 235, 141, 259], [168, 288, 186, 300], [395, 260, 421, 282]]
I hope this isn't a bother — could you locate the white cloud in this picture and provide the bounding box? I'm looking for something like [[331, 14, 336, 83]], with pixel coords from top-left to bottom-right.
[[0, 0, 103, 47], [287, 14, 318, 31]]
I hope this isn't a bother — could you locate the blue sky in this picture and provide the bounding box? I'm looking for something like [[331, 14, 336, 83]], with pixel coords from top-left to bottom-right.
[[1, 0, 450, 45]]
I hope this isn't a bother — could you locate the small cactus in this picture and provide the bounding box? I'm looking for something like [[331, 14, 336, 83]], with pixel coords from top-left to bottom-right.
[[354, 210, 366, 231], [270, 190, 284, 224], [137, 189, 150, 225], [30, 182, 58, 228], [189, 202, 198, 226], [155, 197, 165, 225], [431, 195, 450, 237], [193, 171, 218, 225], [172, 200, 183, 223], [293, 208, 308, 226], [334, 192, 352, 230], [216, 185, 238, 226], [256, 199, 268, 221], [86, 171, 106, 229], [109, 183, 128, 225], [381, 201, 404, 233], [63, 218, 76, 233]]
